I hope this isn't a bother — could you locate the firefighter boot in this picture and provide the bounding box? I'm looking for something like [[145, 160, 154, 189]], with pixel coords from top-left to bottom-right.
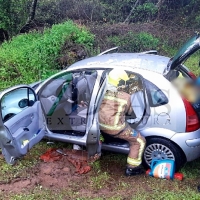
[[125, 165, 145, 176]]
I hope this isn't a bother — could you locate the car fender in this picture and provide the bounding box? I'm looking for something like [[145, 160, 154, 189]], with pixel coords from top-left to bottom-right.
[[139, 127, 176, 140]]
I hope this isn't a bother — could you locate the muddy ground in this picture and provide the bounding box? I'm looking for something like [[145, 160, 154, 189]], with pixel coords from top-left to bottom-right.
[[0, 142, 200, 200]]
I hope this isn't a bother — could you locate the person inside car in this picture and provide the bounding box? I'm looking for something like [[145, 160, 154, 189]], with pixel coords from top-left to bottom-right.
[[98, 69, 146, 176]]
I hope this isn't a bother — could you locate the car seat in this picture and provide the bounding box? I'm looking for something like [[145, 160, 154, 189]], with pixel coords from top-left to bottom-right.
[[69, 72, 97, 133], [40, 74, 74, 116]]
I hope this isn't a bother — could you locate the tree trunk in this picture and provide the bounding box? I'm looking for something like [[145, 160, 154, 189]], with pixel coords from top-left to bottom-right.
[[123, 0, 140, 24], [156, 0, 164, 20], [20, 0, 38, 33], [27, 0, 38, 24]]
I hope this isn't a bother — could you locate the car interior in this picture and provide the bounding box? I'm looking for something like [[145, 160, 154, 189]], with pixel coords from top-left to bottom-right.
[[38, 69, 147, 145], [39, 70, 97, 135]]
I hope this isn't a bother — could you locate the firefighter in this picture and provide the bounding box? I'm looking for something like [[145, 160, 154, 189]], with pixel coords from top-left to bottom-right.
[[98, 68, 146, 176]]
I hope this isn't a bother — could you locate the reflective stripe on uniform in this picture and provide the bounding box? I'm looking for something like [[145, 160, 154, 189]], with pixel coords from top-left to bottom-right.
[[137, 137, 146, 161], [100, 95, 127, 130], [127, 157, 142, 166], [99, 122, 126, 130], [103, 95, 127, 104], [127, 137, 145, 166]]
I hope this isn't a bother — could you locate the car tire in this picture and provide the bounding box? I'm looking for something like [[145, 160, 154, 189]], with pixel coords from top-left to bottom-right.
[[142, 137, 186, 172]]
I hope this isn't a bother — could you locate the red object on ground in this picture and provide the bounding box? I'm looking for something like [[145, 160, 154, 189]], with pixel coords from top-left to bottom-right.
[[40, 148, 92, 174], [174, 172, 184, 181], [146, 169, 151, 175], [67, 157, 91, 174], [40, 148, 62, 162]]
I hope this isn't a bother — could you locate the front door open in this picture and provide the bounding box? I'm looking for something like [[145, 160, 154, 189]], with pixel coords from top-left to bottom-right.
[[0, 85, 46, 164]]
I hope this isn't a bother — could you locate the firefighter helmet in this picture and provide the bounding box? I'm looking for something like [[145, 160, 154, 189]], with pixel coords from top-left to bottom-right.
[[108, 69, 129, 87]]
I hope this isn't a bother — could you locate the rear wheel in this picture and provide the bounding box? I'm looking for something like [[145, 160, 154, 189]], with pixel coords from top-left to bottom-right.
[[142, 137, 186, 171]]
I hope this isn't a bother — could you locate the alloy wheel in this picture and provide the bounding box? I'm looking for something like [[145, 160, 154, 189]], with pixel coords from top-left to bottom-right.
[[144, 143, 175, 166]]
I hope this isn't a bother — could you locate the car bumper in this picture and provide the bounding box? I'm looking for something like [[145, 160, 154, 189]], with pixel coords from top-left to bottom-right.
[[171, 128, 200, 162]]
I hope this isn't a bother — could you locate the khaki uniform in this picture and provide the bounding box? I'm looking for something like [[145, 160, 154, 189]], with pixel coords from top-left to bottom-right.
[[99, 90, 146, 167]]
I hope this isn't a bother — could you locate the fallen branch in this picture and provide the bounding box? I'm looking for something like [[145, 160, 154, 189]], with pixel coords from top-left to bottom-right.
[[123, 0, 140, 24]]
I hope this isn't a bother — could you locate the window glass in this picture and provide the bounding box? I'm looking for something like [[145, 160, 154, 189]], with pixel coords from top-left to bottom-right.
[[1, 87, 36, 122], [144, 79, 168, 107]]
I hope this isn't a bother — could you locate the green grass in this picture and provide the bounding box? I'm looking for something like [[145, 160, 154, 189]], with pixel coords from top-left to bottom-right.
[[132, 188, 200, 200], [185, 53, 200, 76], [180, 159, 200, 179]]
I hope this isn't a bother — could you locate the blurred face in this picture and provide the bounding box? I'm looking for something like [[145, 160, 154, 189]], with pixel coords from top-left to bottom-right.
[[181, 82, 199, 103], [171, 76, 199, 102]]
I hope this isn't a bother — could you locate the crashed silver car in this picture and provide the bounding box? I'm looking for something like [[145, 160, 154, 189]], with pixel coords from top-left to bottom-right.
[[0, 33, 200, 171]]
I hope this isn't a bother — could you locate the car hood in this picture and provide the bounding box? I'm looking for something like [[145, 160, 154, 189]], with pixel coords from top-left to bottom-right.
[[164, 32, 200, 76]]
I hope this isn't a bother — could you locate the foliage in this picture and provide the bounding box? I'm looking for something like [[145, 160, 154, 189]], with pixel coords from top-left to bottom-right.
[[0, 0, 30, 36], [36, 0, 105, 24], [108, 32, 159, 52], [1, 0, 200, 37], [0, 21, 94, 90], [130, 3, 158, 22], [32, 0, 199, 25]]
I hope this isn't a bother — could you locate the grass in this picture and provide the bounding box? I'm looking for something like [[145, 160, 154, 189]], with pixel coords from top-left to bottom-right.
[[180, 159, 200, 179], [185, 53, 200, 76], [0, 140, 200, 199]]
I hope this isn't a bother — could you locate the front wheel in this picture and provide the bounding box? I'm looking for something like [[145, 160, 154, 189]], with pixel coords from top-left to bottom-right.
[[142, 137, 186, 171]]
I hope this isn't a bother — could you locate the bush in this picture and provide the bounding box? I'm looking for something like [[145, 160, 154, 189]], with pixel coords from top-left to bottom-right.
[[130, 3, 158, 22], [108, 32, 159, 53], [0, 0, 30, 36], [0, 21, 94, 90], [36, 0, 105, 24]]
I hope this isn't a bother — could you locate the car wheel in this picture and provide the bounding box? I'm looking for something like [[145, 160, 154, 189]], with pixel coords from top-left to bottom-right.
[[142, 137, 186, 171]]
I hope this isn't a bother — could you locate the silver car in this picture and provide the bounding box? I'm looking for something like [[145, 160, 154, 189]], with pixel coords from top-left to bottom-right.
[[0, 33, 200, 171]]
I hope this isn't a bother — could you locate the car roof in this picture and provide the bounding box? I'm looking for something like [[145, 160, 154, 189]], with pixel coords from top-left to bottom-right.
[[68, 53, 170, 74]]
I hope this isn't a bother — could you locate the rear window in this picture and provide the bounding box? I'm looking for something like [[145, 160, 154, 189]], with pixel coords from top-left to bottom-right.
[[144, 79, 168, 107]]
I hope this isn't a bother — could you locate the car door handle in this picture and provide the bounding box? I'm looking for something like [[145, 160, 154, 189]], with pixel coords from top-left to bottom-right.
[[23, 127, 29, 131]]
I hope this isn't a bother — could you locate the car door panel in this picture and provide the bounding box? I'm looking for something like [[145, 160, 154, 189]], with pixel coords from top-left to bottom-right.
[[86, 70, 108, 156], [0, 86, 46, 165]]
